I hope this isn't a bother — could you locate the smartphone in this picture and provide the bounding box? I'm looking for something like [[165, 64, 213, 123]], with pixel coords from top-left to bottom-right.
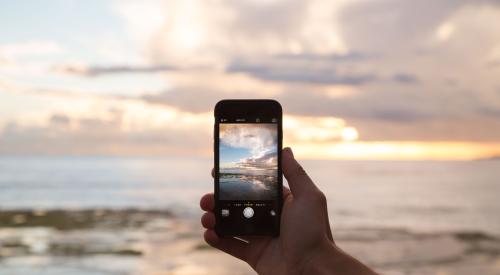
[[214, 99, 283, 237]]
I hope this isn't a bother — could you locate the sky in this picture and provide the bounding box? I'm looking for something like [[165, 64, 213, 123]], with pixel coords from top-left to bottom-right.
[[1, 0, 500, 160], [220, 124, 277, 169]]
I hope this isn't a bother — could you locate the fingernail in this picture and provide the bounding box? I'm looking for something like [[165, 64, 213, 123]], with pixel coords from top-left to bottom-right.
[[284, 147, 294, 157]]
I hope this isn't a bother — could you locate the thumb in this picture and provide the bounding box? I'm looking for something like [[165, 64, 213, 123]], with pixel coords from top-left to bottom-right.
[[282, 147, 317, 198]]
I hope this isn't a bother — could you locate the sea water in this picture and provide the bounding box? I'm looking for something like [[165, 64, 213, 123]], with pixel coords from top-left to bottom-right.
[[0, 156, 499, 235]]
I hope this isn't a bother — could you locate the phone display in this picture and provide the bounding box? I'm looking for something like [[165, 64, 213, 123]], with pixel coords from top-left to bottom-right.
[[214, 100, 282, 237]]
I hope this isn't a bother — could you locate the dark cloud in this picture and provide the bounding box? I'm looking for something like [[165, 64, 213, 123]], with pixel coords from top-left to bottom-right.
[[53, 64, 178, 77], [392, 73, 419, 84], [137, 82, 500, 141], [276, 88, 436, 122], [272, 52, 375, 62], [50, 114, 70, 126], [140, 84, 435, 121], [479, 106, 500, 118], [227, 59, 377, 85]]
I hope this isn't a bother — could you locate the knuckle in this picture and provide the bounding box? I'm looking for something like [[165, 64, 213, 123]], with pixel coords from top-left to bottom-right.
[[315, 191, 327, 206], [290, 163, 308, 178]]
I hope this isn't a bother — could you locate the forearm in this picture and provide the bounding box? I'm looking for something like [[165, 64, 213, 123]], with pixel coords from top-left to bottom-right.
[[301, 242, 377, 275]]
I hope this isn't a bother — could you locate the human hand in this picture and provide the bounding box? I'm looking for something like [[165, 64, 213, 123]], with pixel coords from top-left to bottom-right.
[[200, 147, 376, 275]]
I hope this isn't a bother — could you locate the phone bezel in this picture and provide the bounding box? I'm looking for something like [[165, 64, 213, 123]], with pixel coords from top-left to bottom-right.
[[214, 99, 283, 237]]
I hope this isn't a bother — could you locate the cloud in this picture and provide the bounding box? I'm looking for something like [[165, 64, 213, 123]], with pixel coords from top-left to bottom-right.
[[3, 0, 500, 158], [220, 123, 277, 158], [140, 70, 284, 112], [106, 0, 500, 138], [139, 82, 500, 142], [49, 114, 71, 126], [347, 116, 500, 142], [392, 73, 419, 84], [0, 91, 213, 156], [129, 0, 500, 138], [139, 75, 496, 121], [115, 0, 349, 68], [338, 0, 500, 53], [238, 151, 277, 170], [273, 52, 373, 62], [52, 64, 178, 77], [0, 116, 210, 156], [140, 82, 425, 120], [226, 57, 377, 85]]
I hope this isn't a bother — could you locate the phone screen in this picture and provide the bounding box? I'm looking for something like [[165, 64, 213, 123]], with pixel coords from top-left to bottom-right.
[[214, 100, 282, 236], [220, 123, 278, 200]]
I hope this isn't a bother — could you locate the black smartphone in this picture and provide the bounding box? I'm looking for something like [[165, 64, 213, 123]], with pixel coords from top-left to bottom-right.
[[214, 99, 283, 237]]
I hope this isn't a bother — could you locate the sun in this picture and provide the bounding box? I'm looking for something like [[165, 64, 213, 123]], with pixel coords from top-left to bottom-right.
[[341, 127, 359, 142]]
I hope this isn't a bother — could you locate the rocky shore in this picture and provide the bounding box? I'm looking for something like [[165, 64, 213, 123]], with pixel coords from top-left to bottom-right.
[[0, 209, 173, 230], [1, 209, 499, 275]]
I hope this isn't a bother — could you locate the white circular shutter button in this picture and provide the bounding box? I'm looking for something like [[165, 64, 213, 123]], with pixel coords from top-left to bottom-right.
[[243, 207, 254, 218]]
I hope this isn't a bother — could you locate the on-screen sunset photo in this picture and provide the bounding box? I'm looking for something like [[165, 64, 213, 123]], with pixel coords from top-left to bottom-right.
[[219, 123, 278, 200]]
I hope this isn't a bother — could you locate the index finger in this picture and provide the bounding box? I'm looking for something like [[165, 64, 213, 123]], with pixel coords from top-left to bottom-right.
[[282, 147, 317, 198], [200, 193, 214, 211]]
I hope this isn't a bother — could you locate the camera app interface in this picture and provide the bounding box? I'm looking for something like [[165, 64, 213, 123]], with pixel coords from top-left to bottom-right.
[[219, 123, 278, 201], [218, 119, 279, 230]]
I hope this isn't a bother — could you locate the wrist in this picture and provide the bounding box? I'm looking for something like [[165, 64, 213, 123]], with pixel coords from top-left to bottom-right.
[[299, 241, 377, 275], [298, 240, 337, 275]]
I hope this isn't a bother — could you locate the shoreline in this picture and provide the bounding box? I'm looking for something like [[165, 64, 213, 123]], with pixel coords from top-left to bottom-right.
[[0, 208, 173, 230], [1, 209, 499, 274]]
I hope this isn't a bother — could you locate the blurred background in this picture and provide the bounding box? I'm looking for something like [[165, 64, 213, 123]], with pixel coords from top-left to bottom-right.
[[1, 0, 500, 274]]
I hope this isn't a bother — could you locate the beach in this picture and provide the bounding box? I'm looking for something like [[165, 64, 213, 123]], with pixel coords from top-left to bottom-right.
[[219, 172, 277, 200], [1, 156, 500, 274]]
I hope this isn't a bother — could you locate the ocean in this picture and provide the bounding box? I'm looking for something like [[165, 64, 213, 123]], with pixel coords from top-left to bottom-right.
[[1, 156, 499, 274], [1, 156, 499, 234]]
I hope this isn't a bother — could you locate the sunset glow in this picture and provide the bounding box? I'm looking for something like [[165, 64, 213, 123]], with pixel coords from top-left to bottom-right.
[[1, 1, 499, 160], [289, 141, 500, 161], [341, 127, 359, 142]]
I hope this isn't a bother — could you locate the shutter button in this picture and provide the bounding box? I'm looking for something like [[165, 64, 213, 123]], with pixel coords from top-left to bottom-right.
[[243, 207, 254, 218]]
